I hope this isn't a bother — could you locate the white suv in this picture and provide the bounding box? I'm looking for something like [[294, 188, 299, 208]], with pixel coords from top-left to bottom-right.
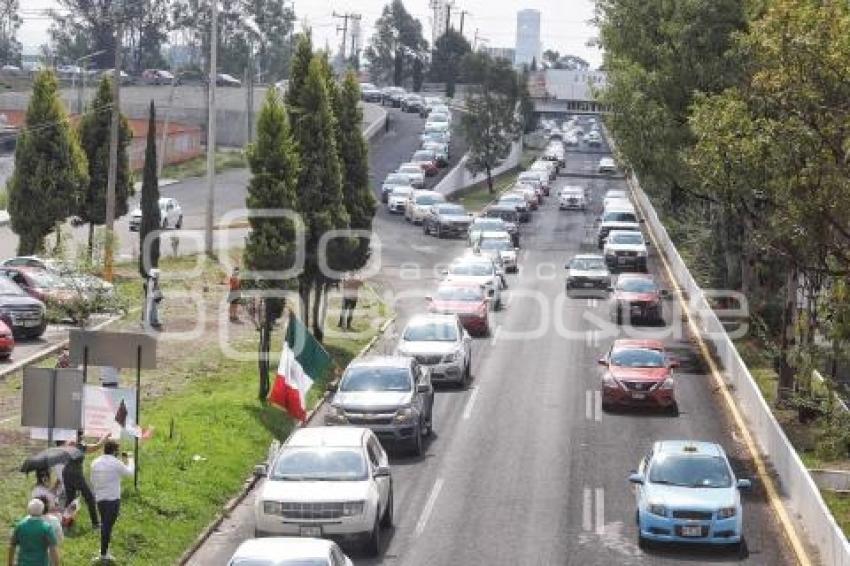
[[396, 313, 472, 387], [405, 190, 446, 224], [253, 427, 393, 557], [129, 197, 183, 231]]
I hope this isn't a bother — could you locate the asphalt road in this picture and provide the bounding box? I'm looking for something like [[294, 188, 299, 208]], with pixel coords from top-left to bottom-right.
[[186, 120, 797, 565]]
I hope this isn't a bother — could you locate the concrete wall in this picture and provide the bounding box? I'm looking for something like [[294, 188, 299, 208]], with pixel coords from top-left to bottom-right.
[[432, 139, 524, 198]]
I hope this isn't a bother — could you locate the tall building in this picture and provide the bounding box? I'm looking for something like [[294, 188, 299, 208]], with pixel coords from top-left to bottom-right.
[[515, 9, 541, 68], [430, 0, 453, 46]]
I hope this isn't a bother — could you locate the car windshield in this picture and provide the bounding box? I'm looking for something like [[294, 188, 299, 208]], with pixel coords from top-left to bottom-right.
[[436, 285, 484, 301], [478, 238, 511, 251], [0, 278, 24, 296], [340, 366, 412, 392], [271, 447, 367, 481], [429, 114, 449, 122], [398, 166, 420, 175], [649, 454, 732, 488], [232, 560, 327, 566], [416, 194, 444, 205], [570, 258, 606, 271], [403, 322, 458, 342], [485, 210, 516, 221], [610, 348, 665, 368], [386, 174, 409, 185], [618, 278, 657, 293], [604, 211, 638, 223], [412, 151, 433, 161], [435, 204, 465, 216], [450, 262, 492, 276], [610, 233, 644, 245], [472, 220, 503, 231], [499, 196, 522, 205], [391, 187, 413, 197]]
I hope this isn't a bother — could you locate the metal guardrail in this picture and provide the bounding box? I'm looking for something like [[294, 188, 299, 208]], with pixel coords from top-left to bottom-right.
[[624, 160, 850, 565], [812, 369, 850, 414]]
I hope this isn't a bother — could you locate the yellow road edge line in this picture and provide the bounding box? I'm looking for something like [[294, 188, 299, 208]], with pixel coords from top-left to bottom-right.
[[632, 180, 813, 566]]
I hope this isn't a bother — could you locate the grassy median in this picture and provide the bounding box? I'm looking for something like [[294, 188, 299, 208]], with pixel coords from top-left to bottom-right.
[[161, 150, 247, 181], [0, 254, 389, 565]]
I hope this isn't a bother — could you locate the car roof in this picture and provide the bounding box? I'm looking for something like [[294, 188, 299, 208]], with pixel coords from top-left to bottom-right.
[[572, 254, 605, 261], [413, 190, 441, 197], [439, 278, 486, 290], [617, 273, 655, 282], [607, 230, 642, 238], [612, 338, 665, 351], [406, 313, 458, 326], [231, 537, 334, 561], [287, 426, 369, 448], [654, 440, 725, 458], [347, 355, 412, 370]]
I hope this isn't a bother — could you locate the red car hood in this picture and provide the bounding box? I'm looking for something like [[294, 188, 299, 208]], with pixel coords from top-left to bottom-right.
[[610, 366, 669, 382], [615, 291, 658, 303], [430, 299, 484, 315]]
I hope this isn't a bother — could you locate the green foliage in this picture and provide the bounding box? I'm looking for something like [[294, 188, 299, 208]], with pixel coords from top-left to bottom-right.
[[140, 101, 161, 278], [244, 87, 300, 281], [364, 0, 428, 85], [429, 29, 470, 85], [7, 70, 88, 254], [0, 0, 21, 66], [286, 31, 314, 130], [77, 76, 134, 230]]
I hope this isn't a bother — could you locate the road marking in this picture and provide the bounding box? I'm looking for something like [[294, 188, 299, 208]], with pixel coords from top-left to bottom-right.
[[586, 298, 598, 308], [586, 391, 603, 422], [584, 329, 599, 348], [594, 391, 602, 422], [634, 180, 813, 566], [585, 390, 592, 420], [415, 477, 444, 537], [462, 386, 480, 420], [582, 487, 592, 532], [595, 488, 605, 534], [489, 324, 501, 346]]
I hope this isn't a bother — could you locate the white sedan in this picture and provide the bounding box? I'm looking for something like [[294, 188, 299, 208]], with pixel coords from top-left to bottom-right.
[[405, 190, 446, 224], [228, 537, 353, 566], [598, 157, 617, 174]]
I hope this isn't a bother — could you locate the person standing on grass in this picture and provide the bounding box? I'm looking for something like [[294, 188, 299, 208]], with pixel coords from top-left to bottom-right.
[[90, 440, 133, 563], [60, 433, 111, 530], [33, 497, 63, 546], [144, 269, 163, 329], [338, 272, 364, 330], [228, 267, 241, 322], [7, 498, 60, 566]]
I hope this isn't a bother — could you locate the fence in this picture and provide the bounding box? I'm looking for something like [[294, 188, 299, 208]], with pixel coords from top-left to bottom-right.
[[432, 139, 524, 198], [627, 161, 850, 566]]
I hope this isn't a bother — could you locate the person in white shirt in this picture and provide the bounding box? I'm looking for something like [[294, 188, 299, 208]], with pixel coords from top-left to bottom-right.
[[90, 440, 133, 562]]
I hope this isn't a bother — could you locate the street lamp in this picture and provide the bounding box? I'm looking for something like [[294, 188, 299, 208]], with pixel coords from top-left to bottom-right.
[[73, 50, 107, 115]]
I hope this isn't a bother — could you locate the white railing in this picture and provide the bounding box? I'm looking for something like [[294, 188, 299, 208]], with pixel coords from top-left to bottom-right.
[[626, 161, 850, 566]]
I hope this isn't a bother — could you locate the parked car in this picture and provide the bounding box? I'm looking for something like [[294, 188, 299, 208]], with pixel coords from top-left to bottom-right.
[[396, 163, 425, 190], [479, 208, 521, 245], [381, 172, 414, 202], [598, 156, 617, 174], [565, 254, 610, 294], [508, 185, 539, 210], [410, 149, 439, 177], [559, 186, 587, 211], [0, 319, 14, 360], [518, 171, 549, 196], [326, 357, 434, 456], [421, 141, 449, 166], [421, 130, 451, 147], [427, 281, 492, 336], [496, 194, 530, 223], [396, 313, 472, 387], [405, 190, 446, 224], [100, 69, 133, 85], [597, 206, 641, 247], [530, 159, 557, 181], [381, 86, 406, 107], [442, 256, 503, 309], [603, 189, 630, 210], [129, 197, 183, 231], [420, 122, 451, 144], [629, 441, 751, 549], [141, 69, 176, 85], [387, 186, 415, 214], [253, 427, 393, 556], [0, 267, 76, 307], [360, 82, 383, 103], [423, 203, 472, 238], [401, 94, 425, 113], [0, 277, 46, 339], [227, 537, 353, 566], [1, 256, 72, 273], [610, 273, 666, 324], [473, 231, 518, 273], [586, 130, 602, 147], [599, 339, 678, 413], [604, 230, 649, 272], [215, 73, 242, 87]]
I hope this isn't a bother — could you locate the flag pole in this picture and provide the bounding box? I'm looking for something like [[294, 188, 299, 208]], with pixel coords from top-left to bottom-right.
[[134, 345, 141, 490]]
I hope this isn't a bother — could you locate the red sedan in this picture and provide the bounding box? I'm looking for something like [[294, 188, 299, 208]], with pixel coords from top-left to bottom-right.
[[411, 150, 440, 177], [427, 282, 490, 336], [0, 319, 14, 360], [599, 339, 679, 414], [609, 273, 666, 324], [0, 266, 75, 305]]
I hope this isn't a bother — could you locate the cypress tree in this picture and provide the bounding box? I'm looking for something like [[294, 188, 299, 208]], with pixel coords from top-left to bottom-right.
[[77, 76, 133, 259], [294, 57, 350, 337], [139, 101, 161, 278], [336, 71, 375, 272], [285, 31, 314, 132], [7, 70, 88, 254]]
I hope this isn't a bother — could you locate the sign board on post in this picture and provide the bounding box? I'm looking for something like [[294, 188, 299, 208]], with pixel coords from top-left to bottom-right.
[[21, 368, 83, 432], [69, 330, 157, 369], [82, 385, 138, 439]]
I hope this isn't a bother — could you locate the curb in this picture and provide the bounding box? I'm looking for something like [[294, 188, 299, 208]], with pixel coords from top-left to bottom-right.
[[177, 313, 396, 566]]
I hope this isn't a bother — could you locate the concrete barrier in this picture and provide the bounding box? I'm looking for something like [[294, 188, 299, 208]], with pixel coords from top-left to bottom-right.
[[433, 139, 523, 198], [605, 123, 850, 565]]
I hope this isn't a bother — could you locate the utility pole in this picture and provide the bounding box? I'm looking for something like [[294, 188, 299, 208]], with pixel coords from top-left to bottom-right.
[[244, 66, 254, 143], [445, 2, 452, 32], [205, 0, 218, 257], [104, 14, 123, 281], [459, 10, 469, 37], [332, 12, 361, 62]]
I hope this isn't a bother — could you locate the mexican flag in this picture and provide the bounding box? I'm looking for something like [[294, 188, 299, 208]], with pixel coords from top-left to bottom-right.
[[268, 313, 333, 422]]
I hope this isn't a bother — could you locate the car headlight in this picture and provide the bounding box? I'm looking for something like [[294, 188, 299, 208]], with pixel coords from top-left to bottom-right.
[[443, 350, 458, 363], [602, 373, 619, 388], [342, 501, 365, 517], [648, 503, 668, 517], [659, 378, 675, 390], [717, 506, 737, 519], [326, 405, 348, 423], [394, 406, 415, 423], [263, 500, 284, 516], [637, 250, 647, 257]]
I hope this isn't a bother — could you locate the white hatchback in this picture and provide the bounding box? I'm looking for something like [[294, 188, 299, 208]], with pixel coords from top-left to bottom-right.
[[228, 537, 353, 566]]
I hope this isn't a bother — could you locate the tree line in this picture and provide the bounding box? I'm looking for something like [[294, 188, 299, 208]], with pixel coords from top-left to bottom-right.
[[598, 0, 850, 407]]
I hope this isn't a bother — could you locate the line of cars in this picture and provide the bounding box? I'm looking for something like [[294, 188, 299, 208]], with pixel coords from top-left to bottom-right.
[[553, 118, 752, 553]]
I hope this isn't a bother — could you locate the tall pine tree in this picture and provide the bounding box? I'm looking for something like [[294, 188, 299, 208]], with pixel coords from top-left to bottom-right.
[[294, 56, 349, 338], [139, 101, 161, 278], [285, 31, 313, 135], [244, 88, 300, 398], [77, 76, 133, 259], [8, 70, 88, 254], [336, 72, 375, 273]]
